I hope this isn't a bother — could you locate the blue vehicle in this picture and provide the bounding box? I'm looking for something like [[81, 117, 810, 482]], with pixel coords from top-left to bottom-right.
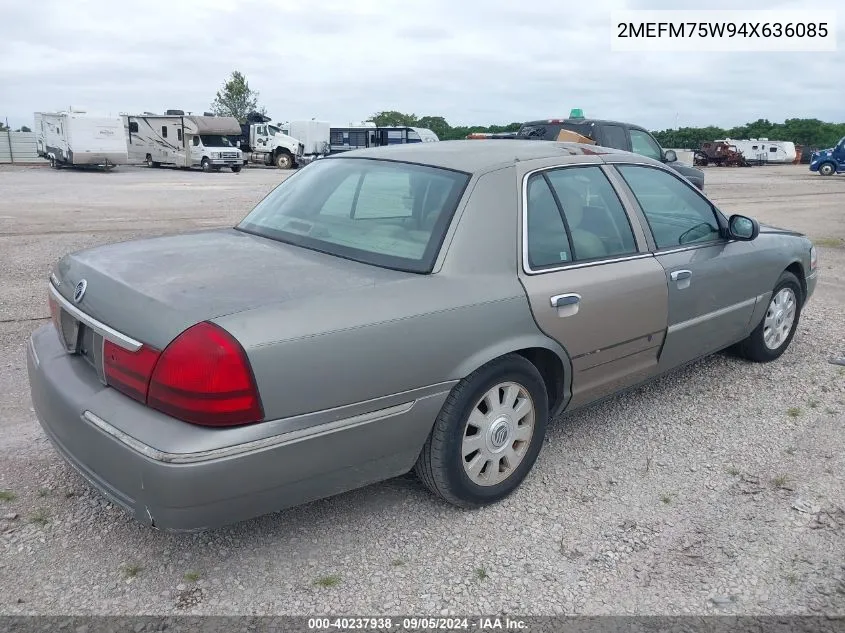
[[809, 136, 845, 176]]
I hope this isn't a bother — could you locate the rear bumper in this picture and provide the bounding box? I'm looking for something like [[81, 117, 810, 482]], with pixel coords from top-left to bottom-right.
[[27, 324, 447, 532]]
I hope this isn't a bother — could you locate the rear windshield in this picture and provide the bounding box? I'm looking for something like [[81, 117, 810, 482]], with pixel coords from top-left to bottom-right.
[[236, 157, 470, 273], [516, 122, 595, 141]]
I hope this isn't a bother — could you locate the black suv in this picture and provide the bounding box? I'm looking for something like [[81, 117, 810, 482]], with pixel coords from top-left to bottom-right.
[[515, 118, 705, 190]]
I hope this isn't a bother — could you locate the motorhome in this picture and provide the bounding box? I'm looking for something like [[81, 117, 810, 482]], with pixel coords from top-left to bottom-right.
[[720, 138, 797, 164], [122, 111, 244, 172], [34, 109, 128, 169]]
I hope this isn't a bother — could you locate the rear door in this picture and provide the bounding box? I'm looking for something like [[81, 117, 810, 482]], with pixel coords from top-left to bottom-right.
[[517, 160, 669, 410], [609, 162, 762, 369]]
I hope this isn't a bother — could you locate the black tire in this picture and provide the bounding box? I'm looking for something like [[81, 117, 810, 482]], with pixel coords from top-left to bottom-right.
[[738, 271, 803, 363], [275, 151, 293, 169], [414, 354, 548, 507], [231, 165, 242, 173], [201, 158, 212, 172], [818, 162, 836, 177], [146, 154, 160, 168]]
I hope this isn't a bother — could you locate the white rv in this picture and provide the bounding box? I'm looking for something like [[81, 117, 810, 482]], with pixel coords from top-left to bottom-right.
[[720, 138, 797, 164], [122, 112, 244, 172], [34, 110, 128, 169]]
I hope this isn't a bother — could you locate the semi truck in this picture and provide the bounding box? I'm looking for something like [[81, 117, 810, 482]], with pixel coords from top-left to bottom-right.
[[237, 112, 304, 169]]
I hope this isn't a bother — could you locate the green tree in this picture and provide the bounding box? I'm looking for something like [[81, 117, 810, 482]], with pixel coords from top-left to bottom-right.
[[416, 116, 451, 139], [17, 125, 31, 133], [0, 120, 8, 132], [210, 71, 265, 123], [371, 111, 418, 127]]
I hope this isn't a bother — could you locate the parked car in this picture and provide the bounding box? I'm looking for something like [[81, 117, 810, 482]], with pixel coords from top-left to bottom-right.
[[28, 140, 817, 532], [516, 116, 706, 190], [809, 136, 845, 176]]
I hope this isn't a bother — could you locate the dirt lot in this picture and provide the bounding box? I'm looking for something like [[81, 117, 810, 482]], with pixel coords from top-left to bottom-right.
[[0, 163, 843, 616]]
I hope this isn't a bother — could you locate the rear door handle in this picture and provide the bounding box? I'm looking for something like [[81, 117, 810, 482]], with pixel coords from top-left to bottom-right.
[[550, 293, 581, 308], [670, 270, 692, 281]]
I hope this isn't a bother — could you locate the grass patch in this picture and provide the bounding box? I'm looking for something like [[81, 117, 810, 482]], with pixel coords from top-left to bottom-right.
[[0, 490, 16, 502], [30, 508, 49, 526], [772, 474, 790, 489], [808, 399, 819, 409], [787, 407, 802, 418], [660, 493, 672, 505], [813, 237, 844, 248], [825, 407, 837, 415], [725, 466, 740, 476], [183, 571, 201, 583], [123, 563, 143, 578], [37, 488, 51, 498], [390, 559, 406, 567], [313, 574, 341, 588], [64, 491, 76, 499], [475, 567, 489, 581], [786, 572, 798, 585], [785, 446, 797, 456]]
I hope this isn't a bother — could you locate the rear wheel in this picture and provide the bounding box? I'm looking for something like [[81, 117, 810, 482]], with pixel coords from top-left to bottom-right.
[[819, 162, 836, 176], [738, 271, 802, 362], [146, 154, 160, 168], [414, 354, 548, 507]]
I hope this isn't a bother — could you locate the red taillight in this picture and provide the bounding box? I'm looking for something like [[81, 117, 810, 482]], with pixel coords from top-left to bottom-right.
[[103, 340, 161, 403], [147, 322, 264, 427]]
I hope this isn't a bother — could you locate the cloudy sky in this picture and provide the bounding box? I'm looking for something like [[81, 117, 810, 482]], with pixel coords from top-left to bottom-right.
[[1, 0, 841, 131]]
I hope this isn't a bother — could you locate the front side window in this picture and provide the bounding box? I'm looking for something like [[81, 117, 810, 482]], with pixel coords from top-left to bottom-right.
[[526, 166, 638, 268], [616, 165, 721, 249], [237, 158, 470, 273], [629, 129, 662, 160], [192, 136, 200, 147]]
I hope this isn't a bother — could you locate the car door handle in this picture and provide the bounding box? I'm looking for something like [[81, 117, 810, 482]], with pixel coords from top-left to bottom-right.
[[670, 270, 692, 281], [550, 293, 581, 308]]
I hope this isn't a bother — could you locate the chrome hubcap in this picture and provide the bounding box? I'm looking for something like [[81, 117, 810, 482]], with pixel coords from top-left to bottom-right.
[[763, 288, 796, 350], [461, 382, 535, 487]]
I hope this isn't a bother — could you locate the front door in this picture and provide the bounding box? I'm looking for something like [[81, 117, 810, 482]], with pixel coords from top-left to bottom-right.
[[189, 135, 203, 166], [612, 163, 761, 369], [518, 163, 669, 409]]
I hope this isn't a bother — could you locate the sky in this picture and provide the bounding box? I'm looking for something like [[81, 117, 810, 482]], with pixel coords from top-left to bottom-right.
[[1, 0, 842, 131]]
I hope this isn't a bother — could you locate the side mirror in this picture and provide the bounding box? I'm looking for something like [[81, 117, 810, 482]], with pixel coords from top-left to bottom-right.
[[728, 214, 759, 241], [663, 149, 677, 163]]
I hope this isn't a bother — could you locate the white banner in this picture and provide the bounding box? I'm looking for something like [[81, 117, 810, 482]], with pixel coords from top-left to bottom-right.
[[611, 10, 837, 52]]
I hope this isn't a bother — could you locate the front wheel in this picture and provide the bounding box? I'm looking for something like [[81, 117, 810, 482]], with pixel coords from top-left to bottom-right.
[[275, 151, 293, 169], [231, 165, 242, 173], [201, 158, 212, 172], [414, 354, 548, 507], [818, 162, 836, 176], [737, 271, 802, 362]]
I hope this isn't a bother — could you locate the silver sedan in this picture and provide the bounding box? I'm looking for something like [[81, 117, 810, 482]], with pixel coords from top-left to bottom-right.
[[27, 140, 818, 531]]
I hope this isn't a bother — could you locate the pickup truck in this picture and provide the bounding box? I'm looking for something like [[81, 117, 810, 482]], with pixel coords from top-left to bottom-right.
[[515, 116, 705, 190]]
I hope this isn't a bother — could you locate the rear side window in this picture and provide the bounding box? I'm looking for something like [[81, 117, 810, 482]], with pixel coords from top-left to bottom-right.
[[617, 165, 721, 248], [601, 125, 628, 150], [128, 121, 139, 134], [525, 166, 637, 268], [237, 158, 470, 273], [161, 126, 168, 138]]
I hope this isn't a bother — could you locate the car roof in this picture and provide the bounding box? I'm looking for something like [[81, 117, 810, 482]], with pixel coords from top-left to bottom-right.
[[330, 139, 647, 173], [521, 118, 644, 129]]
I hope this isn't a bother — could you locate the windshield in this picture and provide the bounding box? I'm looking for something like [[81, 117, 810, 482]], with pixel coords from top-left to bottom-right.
[[199, 134, 235, 147], [236, 158, 470, 273], [516, 122, 594, 141], [268, 126, 280, 136]]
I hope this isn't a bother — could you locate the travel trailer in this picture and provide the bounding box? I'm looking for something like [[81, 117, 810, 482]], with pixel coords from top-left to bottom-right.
[[286, 121, 439, 165], [122, 111, 244, 172], [34, 109, 128, 169], [720, 138, 797, 164]]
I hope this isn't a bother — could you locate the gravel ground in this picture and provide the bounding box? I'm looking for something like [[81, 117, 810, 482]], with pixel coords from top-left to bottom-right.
[[0, 163, 843, 616]]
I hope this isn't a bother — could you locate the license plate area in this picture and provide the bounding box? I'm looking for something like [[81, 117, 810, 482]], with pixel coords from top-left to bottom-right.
[[59, 309, 81, 354]]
